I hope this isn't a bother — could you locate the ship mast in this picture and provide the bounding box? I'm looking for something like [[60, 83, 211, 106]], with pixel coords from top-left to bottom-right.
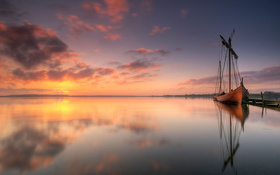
[[219, 60, 222, 94], [220, 32, 238, 93], [229, 38, 231, 92]]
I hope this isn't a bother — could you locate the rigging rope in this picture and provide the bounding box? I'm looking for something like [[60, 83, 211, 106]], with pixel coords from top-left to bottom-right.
[[235, 59, 242, 82], [221, 48, 228, 92]]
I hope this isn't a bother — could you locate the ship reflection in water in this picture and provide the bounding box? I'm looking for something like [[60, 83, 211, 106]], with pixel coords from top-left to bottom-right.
[[215, 102, 249, 174], [0, 97, 280, 175]]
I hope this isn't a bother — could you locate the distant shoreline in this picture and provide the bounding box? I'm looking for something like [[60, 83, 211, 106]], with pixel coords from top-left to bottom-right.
[[0, 94, 215, 98], [0, 93, 277, 98]]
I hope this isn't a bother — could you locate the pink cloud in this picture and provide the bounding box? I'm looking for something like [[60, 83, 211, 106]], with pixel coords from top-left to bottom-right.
[[57, 14, 95, 34], [95, 25, 120, 32], [103, 33, 121, 40], [95, 24, 108, 32], [149, 26, 171, 36], [82, 0, 129, 23]]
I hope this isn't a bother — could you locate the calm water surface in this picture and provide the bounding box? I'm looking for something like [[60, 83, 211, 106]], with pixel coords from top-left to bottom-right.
[[0, 97, 279, 175]]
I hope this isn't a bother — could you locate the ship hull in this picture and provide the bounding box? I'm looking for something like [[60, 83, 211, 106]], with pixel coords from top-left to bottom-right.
[[214, 85, 249, 104]]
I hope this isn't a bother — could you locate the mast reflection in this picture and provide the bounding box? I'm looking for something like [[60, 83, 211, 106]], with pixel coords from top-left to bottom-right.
[[215, 102, 249, 174]]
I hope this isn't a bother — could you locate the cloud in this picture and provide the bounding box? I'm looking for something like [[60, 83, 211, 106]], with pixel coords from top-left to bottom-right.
[[178, 76, 216, 86], [125, 48, 169, 56], [155, 49, 169, 56], [178, 65, 280, 86], [96, 67, 115, 75], [149, 26, 171, 36], [117, 59, 160, 71], [95, 25, 120, 32], [0, 87, 52, 95], [11, 66, 97, 82], [82, 0, 129, 23], [12, 68, 47, 81], [75, 62, 89, 69], [115, 72, 158, 85], [126, 48, 154, 55], [103, 33, 121, 40], [107, 60, 121, 65], [241, 65, 280, 84], [57, 14, 95, 34], [181, 9, 188, 18], [48, 67, 96, 81], [11, 64, 118, 82], [95, 24, 108, 32], [129, 72, 157, 80], [0, 22, 72, 70], [0, 0, 27, 20]]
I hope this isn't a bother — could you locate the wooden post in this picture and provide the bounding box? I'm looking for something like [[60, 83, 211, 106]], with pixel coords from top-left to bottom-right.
[[261, 92, 265, 106]]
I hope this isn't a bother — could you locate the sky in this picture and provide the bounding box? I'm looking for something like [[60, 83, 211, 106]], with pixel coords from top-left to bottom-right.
[[0, 0, 279, 95]]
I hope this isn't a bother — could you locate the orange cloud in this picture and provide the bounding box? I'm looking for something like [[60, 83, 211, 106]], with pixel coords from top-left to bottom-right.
[[126, 48, 154, 54], [103, 33, 121, 40], [57, 14, 95, 34], [83, 0, 129, 23], [149, 26, 171, 36]]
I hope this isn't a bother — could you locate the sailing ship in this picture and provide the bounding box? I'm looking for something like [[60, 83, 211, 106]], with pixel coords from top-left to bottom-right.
[[214, 31, 249, 104]]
